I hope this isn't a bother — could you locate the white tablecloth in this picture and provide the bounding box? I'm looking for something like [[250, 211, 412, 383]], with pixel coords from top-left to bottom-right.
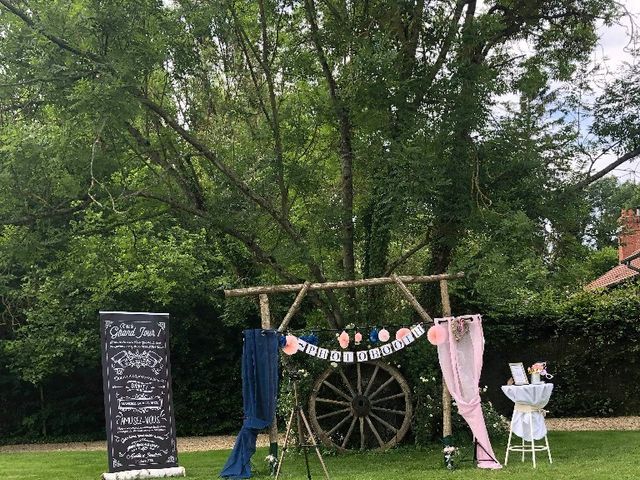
[[501, 383, 553, 441]]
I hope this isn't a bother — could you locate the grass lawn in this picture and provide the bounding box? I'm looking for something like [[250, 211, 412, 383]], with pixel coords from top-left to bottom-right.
[[2, 431, 639, 480]]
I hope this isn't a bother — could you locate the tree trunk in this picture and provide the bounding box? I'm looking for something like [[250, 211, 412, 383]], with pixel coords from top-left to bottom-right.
[[303, 0, 356, 316], [419, 234, 454, 313], [39, 384, 47, 437], [362, 190, 392, 322]]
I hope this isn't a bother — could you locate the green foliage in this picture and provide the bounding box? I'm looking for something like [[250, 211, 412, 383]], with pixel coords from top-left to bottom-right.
[[413, 377, 509, 448], [585, 179, 640, 249], [0, 218, 245, 439], [593, 62, 640, 152]]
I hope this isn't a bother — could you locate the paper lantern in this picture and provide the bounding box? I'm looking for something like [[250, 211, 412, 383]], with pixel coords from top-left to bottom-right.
[[283, 335, 299, 355], [354, 332, 363, 345], [338, 331, 350, 349], [278, 335, 287, 348], [369, 328, 379, 343], [396, 328, 411, 341], [378, 328, 390, 342], [427, 325, 447, 345]]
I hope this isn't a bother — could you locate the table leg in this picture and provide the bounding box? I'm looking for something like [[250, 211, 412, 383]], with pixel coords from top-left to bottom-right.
[[545, 434, 552, 464], [529, 412, 536, 468], [505, 411, 515, 466]]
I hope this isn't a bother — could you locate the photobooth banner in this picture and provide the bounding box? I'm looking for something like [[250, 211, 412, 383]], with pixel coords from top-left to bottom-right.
[[295, 324, 426, 362], [220, 329, 279, 479], [436, 315, 502, 469]]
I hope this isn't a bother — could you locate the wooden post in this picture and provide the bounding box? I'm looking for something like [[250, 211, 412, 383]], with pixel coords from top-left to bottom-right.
[[439, 280, 453, 439], [259, 294, 279, 471]]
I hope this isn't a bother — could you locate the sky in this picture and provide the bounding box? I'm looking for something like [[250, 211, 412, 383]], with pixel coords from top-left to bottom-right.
[[493, 0, 640, 183], [591, 0, 640, 181]]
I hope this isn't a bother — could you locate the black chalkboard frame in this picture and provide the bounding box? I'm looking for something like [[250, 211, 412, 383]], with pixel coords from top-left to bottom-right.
[[99, 311, 179, 473]]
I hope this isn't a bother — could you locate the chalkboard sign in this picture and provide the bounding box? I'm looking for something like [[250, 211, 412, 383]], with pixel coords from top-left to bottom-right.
[[100, 312, 178, 473]]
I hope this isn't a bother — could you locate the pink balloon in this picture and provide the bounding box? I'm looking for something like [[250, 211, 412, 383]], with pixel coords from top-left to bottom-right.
[[427, 324, 447, 345], [396, 328, 411, 340], [354, 332, 363, 344], [283, 335, 299, 355], [378, 328, 390, 342], [338, 331, 350, 349]]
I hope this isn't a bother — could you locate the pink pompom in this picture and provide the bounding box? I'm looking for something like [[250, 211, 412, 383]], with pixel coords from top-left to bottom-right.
[[378, 328, 390, 342], [354, 332, 363, 344], [338, 331, 350, 349], [283, 335, 299, 355], [396, 328, 411, 340], [427, 325, 447, 345]]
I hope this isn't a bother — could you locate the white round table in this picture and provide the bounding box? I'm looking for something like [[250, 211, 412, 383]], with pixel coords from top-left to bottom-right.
[[501, 383, 553, 468]]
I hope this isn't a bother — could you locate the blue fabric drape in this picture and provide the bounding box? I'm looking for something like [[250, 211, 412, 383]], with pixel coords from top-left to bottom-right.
[[220, 329, 279, 479]]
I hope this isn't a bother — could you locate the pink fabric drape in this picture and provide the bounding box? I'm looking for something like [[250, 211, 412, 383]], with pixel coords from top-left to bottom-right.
[[437, 315, 501, 469]]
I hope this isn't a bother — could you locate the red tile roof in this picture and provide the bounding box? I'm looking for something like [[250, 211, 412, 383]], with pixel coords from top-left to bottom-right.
[[585, 255, 640, 290]]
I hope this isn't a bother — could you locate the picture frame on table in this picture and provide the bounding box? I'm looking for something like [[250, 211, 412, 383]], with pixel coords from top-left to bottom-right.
[[508, 362, 529, 386]]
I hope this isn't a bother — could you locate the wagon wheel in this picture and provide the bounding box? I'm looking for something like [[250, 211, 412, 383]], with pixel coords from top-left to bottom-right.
[[309, 360, 412, 452]]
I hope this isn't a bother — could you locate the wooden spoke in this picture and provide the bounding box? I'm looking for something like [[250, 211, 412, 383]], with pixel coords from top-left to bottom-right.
[[363, 365, 379, 396], [327, 413, 352, 436], [372, 406, 406, 415], [341, 417, 358, 449], [317, 408, 351, 420], [357, 363, 362, 394], [365, 416, 385, 448], [369, 376, 396, 400], [359, 417, 365, 450], [315, 397, 350, 407], [369, 412, 398, 433], [337, 367, 356, 396], [322, 380, 352, 402], [371, 392, 406, 404]]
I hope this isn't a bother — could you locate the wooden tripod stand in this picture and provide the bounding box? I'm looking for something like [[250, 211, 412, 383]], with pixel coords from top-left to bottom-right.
[[275, 374, 331, 480]]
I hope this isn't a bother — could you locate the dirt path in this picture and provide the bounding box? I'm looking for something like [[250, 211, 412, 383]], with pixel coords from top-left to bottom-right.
[[2, 417, 639, 454], [545, 416, 640, 432], [0, 434, 277, 454]]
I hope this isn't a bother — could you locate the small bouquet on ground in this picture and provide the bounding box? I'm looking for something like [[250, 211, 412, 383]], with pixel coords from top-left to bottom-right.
[[443, 445, 459, 470], [265, 454, 278, 474]]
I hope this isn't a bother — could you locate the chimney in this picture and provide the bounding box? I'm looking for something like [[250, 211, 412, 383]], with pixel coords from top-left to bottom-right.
[[619, 208, 640, 262]]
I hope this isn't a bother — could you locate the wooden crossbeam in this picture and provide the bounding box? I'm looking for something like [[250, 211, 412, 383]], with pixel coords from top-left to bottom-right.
[[232, 272, 464, 454], [224, 272, 464, 297]]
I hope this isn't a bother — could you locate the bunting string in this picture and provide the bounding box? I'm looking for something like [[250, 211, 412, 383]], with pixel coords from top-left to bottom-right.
[[281, 315, 481, 363]]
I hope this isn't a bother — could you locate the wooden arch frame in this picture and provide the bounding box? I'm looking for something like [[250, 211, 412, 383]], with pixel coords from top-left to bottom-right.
[[223, 272, 464, 452]]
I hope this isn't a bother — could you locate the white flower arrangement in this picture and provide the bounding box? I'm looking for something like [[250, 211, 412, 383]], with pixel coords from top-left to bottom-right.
[[265, 454, 278, 470], [443, 445, 459, 470]]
